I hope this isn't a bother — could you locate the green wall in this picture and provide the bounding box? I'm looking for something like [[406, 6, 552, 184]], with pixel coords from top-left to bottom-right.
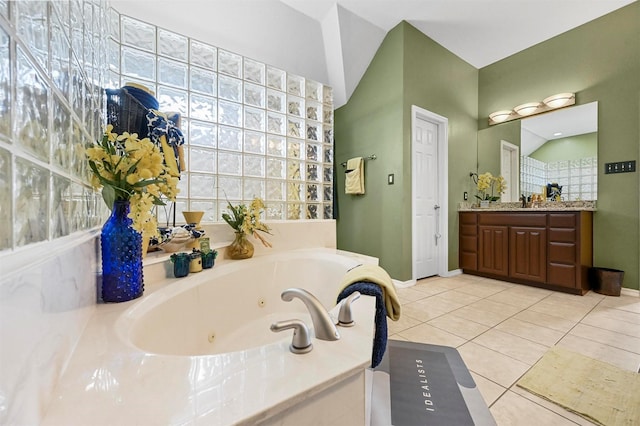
[[530, 133, 597, 162], [478, 3, 640, 290], [334, 24, 406, 279], [335, 22, 478, 281]]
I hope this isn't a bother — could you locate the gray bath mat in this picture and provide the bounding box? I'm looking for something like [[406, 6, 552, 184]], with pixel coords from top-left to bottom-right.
[[370, 340, 495, 426]]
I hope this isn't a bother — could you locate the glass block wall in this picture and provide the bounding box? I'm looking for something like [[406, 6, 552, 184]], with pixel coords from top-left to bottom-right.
[[0, 1, 109, 252], [108, 11, 335, 224], [521, 155, 598, 200]]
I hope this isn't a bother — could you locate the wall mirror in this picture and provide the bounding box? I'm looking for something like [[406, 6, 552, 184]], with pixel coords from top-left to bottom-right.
[[520, 101, 598, 201]]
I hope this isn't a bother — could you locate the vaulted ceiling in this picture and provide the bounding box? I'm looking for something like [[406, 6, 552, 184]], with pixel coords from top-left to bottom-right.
[[112, 0, 636, 107]]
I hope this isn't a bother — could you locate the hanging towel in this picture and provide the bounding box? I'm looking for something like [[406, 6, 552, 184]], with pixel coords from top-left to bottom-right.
[[337, 282, 387, 368], [337, 264, 401, 321], [345, 157, 365, 195]]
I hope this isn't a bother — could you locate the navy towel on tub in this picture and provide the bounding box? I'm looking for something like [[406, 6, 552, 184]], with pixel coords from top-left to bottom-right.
[[337, 282, 387, 368]]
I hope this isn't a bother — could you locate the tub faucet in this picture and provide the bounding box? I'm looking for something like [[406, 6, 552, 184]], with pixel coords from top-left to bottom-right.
[[281, 288, 340, 341]]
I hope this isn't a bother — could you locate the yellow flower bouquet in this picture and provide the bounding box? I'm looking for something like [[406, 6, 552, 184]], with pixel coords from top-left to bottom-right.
[[222, 197, 272, 248], [86, 124, 179, 238], [475, 172, 506, 202]]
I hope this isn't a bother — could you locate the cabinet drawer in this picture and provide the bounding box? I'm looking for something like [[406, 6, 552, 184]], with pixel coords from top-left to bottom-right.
[[548, 263, 577, 288], [549, 213, 577, 228], [460, 213, 477, 225], [549, 242, 576, 263], [461, 224, 477, 237], [549, 228, 576, 243]]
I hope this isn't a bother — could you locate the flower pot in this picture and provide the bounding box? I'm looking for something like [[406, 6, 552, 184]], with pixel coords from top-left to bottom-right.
[[101, 200, 144, 302], [226, 232, 254, 259], [479, 200, 490, 208]]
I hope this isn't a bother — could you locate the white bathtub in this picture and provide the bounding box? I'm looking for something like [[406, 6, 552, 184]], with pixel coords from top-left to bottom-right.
[[119, 250, 368, 356], [43, 249, 377, 426]]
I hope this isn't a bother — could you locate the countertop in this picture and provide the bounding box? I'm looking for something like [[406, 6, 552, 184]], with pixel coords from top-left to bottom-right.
[[458, 201, 597, 212]]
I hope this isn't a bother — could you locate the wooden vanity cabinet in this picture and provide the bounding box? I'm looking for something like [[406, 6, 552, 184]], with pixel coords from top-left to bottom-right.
[[459, 211, 593, 294]]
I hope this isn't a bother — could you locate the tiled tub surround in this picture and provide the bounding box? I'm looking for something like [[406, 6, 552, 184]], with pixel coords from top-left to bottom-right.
[[42, 249, 376, 425]]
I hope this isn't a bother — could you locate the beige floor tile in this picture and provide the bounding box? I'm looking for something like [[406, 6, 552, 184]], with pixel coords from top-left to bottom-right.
[[452, 305, 513, 327], [427, 312, 490, 340], [581, 308, 640, 338], [503, 284, 553, 298], [469, 299, 523, 316], [387, 313, 422, 335], [407, 295, 466, 315], [400, 302, 449, 322], [588, 305, 640, 325], [469, 371, 506, 406], [490, 390, 580, 426], [545, 291, 604, 308], [472, 329, 549, 365], [527, 298, 593, 322], [430, 289, 482, 306], [513, 309, 577, 333], [396, 322, 467, 348], [557, 334, 640, 373], [494, 318, 564, 347], [598, 294, 640, 314], [457, 342, 531, 388], [455, 282, 510, 298], [568, 323, 640, 354], [511, 385, 597, 426], [396, 287, 429, 304], [486, 291, 544, 309], [409, 282, 450, 296], [426, 277, 471, 290]]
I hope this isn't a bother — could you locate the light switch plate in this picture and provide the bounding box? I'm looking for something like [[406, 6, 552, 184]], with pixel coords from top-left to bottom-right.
[[388, 174, 394, 185], [605, 160, 636, 174]]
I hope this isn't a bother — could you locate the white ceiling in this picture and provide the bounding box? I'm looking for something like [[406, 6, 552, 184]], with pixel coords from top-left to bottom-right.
[[112, 0, 635, 107], [281, 0, 636, 68]]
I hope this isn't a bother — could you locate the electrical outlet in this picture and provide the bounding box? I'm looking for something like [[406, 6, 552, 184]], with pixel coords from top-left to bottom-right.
[[605, 160, 636, 174]]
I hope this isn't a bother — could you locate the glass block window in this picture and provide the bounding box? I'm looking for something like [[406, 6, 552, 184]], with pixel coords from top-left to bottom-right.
[[108, 12, 335, 223], [0, 1, 108, 252], [521, 155, 597, 201]]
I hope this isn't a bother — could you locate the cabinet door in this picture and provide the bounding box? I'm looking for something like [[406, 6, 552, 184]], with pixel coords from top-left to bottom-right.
[[478, 226, 509, 277], [510, 227, 547, 283]]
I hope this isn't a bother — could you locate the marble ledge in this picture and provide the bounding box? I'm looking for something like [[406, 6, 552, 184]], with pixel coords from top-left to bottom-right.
[[458, 201, 597, 212]]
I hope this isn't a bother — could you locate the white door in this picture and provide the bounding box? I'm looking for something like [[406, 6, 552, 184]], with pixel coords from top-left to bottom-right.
[[414, 116, 439, 279], [500, 140, 519, 202]]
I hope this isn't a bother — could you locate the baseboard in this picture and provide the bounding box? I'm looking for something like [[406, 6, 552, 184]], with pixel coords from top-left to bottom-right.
[[444, 269, 463, 277], [621, 287, 640, 297], [393, 279, 416, 289]]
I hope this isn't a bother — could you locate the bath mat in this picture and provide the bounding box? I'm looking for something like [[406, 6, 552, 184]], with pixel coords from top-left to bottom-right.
[[517, 346, 640, 425], [370, 340, 495, 426]]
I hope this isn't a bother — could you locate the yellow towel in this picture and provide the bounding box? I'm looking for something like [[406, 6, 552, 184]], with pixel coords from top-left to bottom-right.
[[338, 264, 401, 320], [345, 157, 365, 194]]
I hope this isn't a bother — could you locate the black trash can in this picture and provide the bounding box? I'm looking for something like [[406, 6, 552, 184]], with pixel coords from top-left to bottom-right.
[[589, 267, 624, 296]]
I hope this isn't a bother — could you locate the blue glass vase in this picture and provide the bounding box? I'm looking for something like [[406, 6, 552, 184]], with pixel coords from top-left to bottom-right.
[[101, 200, 144, 302]]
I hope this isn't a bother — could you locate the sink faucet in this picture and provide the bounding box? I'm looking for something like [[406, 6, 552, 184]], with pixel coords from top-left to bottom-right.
[[281, 288, 340, 341]]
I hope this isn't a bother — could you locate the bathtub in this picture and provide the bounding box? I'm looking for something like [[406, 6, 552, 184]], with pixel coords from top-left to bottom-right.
[[43, 249, 377, 425]]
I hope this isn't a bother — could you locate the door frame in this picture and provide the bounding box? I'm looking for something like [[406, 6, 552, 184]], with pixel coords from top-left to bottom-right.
[[500, 140, 520, 202], [411, 105, 449, 281]]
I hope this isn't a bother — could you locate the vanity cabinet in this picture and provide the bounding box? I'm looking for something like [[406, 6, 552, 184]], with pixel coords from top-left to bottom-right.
[[459, 211, 593, 294]]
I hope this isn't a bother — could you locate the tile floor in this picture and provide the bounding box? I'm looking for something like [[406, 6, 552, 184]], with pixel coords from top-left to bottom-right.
[[391, 274, 640, 425]]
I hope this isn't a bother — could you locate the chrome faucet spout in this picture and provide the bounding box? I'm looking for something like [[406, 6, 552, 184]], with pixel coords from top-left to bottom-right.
[[281, 288, 340, 341]]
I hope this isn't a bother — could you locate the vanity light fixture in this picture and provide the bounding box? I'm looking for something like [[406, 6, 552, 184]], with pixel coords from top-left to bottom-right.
[[488, 110, 513, 124], [488, 92, 576, 125], [514, 102, 541, 116], [543, 92, 575, 108]]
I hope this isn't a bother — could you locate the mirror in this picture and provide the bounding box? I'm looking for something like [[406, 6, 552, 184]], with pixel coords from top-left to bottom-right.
[[520, 102, 598, 201]]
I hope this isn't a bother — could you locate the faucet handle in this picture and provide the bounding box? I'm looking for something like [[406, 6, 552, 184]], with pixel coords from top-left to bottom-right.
[[337, 291, 361, 327], [270, 319, 313, 354]]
